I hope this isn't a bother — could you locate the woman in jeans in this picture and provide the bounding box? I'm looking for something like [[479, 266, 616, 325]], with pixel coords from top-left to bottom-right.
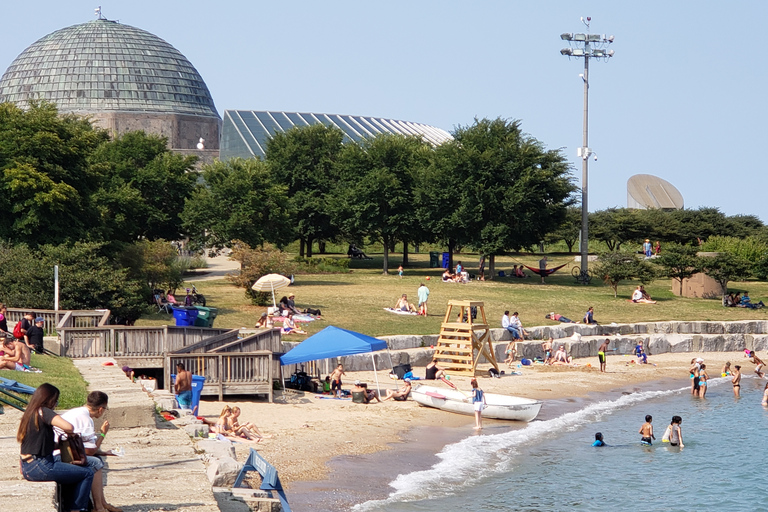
[[18, 383, 94, 512]]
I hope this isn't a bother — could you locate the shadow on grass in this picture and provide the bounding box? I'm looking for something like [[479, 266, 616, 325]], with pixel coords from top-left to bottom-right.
[[292, 280, 352, 287]]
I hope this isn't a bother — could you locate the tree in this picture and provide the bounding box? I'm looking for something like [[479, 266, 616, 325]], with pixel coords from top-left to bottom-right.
[[90, 131, 198, 244], [335, 134, 430, 274], [654, 243, 701, 288], [420, 118, 575, 273], [589, 208, 651, 251], [592, 252, 656, 297], [0, 101, 109, 246], [182, 158, 293, 252], [265, 124, 345, 257], [118, 239, 185, 294], [546, 206, 581, 252], [699, 253, 751, 294]]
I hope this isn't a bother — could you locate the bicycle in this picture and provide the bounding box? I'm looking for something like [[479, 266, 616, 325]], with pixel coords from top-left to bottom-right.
[[571, 266, 593, 285]]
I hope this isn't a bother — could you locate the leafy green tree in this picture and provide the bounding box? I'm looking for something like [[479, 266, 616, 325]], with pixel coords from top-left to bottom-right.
[[699, 253, 751, 294], [90, 131, 198, 244], [420, 118, 575, 274], [182, 158, 293, 252], [118, 239, 184, 293], [546, 206, 581, 253], [654, 243, 701, 289], [0, 242, 146, 323], [227, 241, 298, 305], [592, 252, 656, 297], [589, 208, 651, 251], [335, 134, 430, 274], [0, 102, 109, 245], [266, 124, 345, 257]]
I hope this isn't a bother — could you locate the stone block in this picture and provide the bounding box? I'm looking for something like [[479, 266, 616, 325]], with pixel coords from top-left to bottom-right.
[[196, 438, 237, 459], [206, 456, 243, 487], [667, 335, 693, 353], [185, 423, 209, 438], [155, 397, 177, 411]]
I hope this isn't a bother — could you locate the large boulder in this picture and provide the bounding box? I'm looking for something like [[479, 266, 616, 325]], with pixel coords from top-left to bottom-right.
[[196, 438, 236, 459], [206, 456, 242, 487]]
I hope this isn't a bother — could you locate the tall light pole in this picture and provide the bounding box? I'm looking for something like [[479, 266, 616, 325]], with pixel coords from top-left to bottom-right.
[[560, 17, 614, 281]]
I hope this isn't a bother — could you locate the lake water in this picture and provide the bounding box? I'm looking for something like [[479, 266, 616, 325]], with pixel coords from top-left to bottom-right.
[[351, 374, 767, 511]]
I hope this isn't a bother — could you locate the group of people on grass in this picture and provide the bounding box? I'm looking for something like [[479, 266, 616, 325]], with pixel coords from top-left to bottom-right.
[[723, 291, 764, 309], [1, 308, 44, 373]]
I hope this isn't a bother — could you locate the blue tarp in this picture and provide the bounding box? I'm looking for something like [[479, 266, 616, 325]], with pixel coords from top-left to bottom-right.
[[280, 325, 388, 366]]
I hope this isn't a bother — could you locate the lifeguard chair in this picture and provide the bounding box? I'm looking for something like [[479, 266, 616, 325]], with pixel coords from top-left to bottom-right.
[[433, 300, 499, 376]]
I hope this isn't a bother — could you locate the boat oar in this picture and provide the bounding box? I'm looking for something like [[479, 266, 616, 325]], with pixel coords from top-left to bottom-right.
[[441, 376, 471, 398]]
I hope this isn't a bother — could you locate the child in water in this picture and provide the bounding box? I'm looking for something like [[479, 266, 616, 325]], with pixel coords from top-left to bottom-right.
[[592, 432, 606, 447], [721, 361, 732, 377], [698, 364, 709, 398], [638, 415, 655, 445], [662, 416, 684, 448]]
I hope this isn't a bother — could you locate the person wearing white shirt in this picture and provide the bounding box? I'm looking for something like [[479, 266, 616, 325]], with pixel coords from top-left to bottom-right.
[[502, 310, 523, 340], [55, 391, 122, 512]]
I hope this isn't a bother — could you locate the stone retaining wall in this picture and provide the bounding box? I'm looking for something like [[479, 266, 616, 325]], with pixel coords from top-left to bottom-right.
[[286, 320, 768, 373]]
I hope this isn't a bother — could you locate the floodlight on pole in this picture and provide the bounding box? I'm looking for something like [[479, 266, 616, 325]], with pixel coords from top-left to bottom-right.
[[559, 16, 614, 283]]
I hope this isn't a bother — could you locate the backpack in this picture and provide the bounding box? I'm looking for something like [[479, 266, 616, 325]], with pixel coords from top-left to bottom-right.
[[13, 321, 23, 339]]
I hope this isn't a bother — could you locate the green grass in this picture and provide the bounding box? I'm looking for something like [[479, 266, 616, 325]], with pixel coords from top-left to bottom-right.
[[4, 353, 88, 410], [136, 251, 768, 338]]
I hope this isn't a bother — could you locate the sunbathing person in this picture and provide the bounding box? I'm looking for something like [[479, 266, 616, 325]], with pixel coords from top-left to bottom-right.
[[552, 345, 573, 365], [231, 406, 272, 439], [383, 379, 412, 401], [1, 338, 33, 371], [632, 286, 657, 304], [425, 359, 446, 380], [545, 312, 577, 323], [255, 312, 274, 329], [281, 312, 307, 334], [394, 294, 418, 313], [583, 307, 598, 324]]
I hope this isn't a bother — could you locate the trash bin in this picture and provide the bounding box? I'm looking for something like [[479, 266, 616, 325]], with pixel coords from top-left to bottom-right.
[[442, 252, 450, 269], [171, 374, 206, 412], [193, 306, 218, 328], [429, 251, 440, 268], [172, 306, 199, 326]]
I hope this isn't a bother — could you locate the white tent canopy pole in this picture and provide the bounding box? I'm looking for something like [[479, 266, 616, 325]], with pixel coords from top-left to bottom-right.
[[371, 353, 381, 396]]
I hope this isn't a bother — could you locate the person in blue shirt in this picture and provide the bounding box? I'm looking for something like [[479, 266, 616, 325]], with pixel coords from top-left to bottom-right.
[[592, 432, 606, 447], [470, 378, 486, 430], [635, 341, 648, 364]]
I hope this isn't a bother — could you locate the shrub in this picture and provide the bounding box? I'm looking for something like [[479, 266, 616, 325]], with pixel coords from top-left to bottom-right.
[[227, 241, 298, 305]]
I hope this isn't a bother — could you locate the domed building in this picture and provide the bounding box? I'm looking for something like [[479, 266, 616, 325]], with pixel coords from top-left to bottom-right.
[[0, 17, 219, 155]]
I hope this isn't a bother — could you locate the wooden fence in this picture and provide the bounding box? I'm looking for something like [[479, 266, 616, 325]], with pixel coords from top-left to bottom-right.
[[4, 307, 109, 336], [166, 352, 273, 402], [58, 325, 238, 359]]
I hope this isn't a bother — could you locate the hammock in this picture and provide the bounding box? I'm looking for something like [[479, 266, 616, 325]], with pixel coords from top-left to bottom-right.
[[523, 262, 568, 277]]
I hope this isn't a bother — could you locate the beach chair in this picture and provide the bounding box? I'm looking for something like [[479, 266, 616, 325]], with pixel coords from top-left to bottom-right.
[[154, 294, 172, 314]]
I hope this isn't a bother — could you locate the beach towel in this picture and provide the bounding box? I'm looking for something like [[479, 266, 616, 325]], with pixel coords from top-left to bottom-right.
[[384, 308, 417, 316]]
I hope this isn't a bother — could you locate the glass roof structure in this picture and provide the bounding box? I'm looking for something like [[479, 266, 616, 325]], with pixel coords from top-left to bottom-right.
[[221, 110, 453, 160], [0, 19, 219, 118]]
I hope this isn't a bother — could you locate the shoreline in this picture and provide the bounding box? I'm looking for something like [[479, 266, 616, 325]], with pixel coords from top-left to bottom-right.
[[287, 375, 689, 512], [196, 351, 747, 505]]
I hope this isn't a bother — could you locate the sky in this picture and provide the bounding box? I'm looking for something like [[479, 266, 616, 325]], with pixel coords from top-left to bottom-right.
[[2, 1, 767, 221]]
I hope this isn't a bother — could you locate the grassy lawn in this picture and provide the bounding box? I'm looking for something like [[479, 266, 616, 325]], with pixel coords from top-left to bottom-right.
[[3, 353, 88, 410], [136, 251, 768, 339]]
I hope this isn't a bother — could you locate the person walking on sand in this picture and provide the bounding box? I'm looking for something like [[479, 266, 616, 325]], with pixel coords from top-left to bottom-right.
[[598, 339, 610, 372], [750, 350, 764, 375], [732, 365, 742, 397], [470, 378, 486, 430], [330, 364, 346, 398], [417, 282, 430, 316], [639, 415, 655, 445]]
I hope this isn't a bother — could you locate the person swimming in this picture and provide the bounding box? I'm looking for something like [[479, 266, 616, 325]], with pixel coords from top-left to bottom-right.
[[592, 432, 606, 447]]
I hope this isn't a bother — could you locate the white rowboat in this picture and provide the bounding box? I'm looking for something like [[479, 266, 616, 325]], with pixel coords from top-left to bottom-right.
[[411, 384, 542, 422]]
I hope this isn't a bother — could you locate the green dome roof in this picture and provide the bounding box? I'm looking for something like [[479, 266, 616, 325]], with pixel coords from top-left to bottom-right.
[[0, 19, 219, 118]]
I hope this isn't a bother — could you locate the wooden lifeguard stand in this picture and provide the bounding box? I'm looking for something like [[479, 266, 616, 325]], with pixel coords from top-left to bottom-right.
[[433, 300, 499, 376]]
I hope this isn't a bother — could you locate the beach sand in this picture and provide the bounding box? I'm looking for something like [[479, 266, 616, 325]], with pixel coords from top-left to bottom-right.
[[196, 351, 747, 491]]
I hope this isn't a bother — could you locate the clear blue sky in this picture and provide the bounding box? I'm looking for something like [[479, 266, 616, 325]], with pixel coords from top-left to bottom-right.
[[3, 1, 766, 221]]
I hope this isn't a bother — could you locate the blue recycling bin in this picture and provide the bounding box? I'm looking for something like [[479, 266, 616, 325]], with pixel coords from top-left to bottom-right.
[[172, 306, 199, 326], [442, 252, 450, 269], [171, 374, 206, 412]]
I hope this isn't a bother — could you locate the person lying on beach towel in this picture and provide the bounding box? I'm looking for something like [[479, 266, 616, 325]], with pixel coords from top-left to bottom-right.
[[281, 312, 307, 335]]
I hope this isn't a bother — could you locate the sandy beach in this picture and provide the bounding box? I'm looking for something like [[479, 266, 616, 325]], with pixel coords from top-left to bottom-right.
[[196, 350, 748, 495]]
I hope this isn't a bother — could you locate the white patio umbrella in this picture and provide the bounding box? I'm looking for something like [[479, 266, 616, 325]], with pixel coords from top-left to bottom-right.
[[251, 273, 291, 308]]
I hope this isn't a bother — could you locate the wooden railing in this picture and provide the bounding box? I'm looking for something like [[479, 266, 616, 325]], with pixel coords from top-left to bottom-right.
[[4, 307, 109, 336], [166, 352, 273, 402], [58, 325, 238, 358]]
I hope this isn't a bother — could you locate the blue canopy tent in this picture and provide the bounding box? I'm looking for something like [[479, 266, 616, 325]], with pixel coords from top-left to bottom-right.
[[280, 326, 393, 394]]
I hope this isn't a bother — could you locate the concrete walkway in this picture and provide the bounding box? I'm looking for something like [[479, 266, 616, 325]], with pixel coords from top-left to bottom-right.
[[186, 253, 241, 282], [0, 359, 227, 512]]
